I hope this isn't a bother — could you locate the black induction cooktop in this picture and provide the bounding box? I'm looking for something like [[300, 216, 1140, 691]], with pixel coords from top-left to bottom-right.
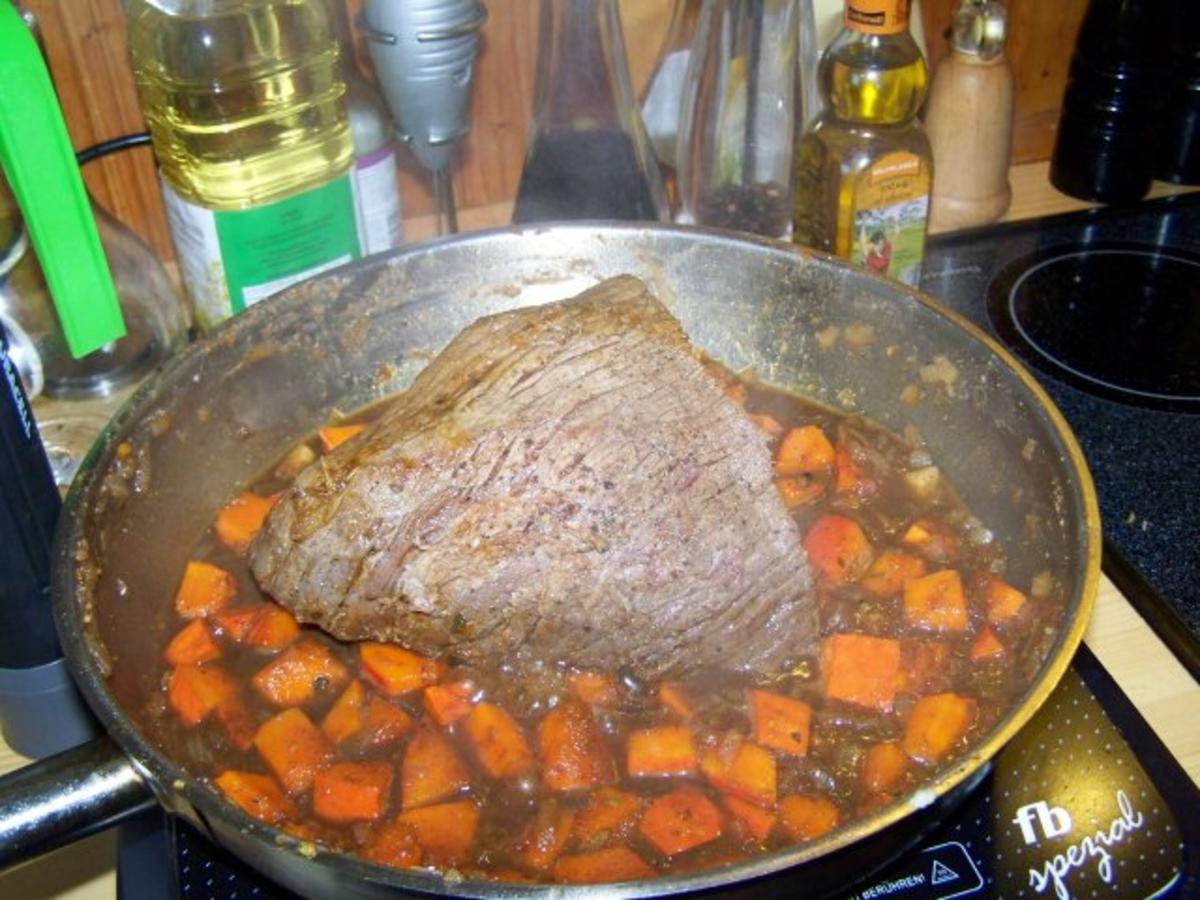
[[921, 193, 1200, 677]]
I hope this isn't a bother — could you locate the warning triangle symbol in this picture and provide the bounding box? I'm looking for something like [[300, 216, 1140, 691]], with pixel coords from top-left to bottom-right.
[[931, 860, 958, 885]]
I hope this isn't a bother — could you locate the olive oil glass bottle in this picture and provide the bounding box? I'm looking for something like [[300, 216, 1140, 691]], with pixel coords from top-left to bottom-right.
[[792, 0, 932, 286]]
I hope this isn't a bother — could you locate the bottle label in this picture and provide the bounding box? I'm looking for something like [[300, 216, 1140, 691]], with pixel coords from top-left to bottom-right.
[[161, 175, 360, 331], [846, 151, 930, 286], [350, 146, 404, 256], [845, 0, 911, 36]]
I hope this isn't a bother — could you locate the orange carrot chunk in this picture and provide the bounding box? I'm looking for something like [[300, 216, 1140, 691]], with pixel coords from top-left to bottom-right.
[[567, 671, 620, 708], [212, 606, 262, 642], [860, 550, 928, 598], [860, 741, 909, 794], [537, 701, 617, 792], [214, 770, 296, 825], [748, 413, 784, 437], [214, 491, 278, 555], [422, 680, 477, 727], [658, 682, 695, 721], [244, 604, 300, 651], [904, 569, 969, 632], [902, 693, 977, 764], [397, 800, 480, 866], [322, 679, 414, 750], [361, 818, 422, 869], [514, 801, 577, 871], [637, 787, 723, 856], [251, 639, 349, 707], [802, 514, 875, 585], [168, 664, 236, 727], [164, 620, 221, 667], [318, 424, 366, 453], [463, 702, 536, 780], [253, 708, 332, 795], [750, 690, 812, 757], [722, 794, 777, 842], [174, 560, 237, 619], [361, 694, 416, 749], [401, 726, 471, 809], [834, 443, 877, 500], [321, 680, 369, 744], [359, 643, 440, 697], [699, 733, 777, 808], [821, 633, 901, 712], [626, 725, 697, 778], [984, 575, 1028, 625], [312, 760, 395, 824], [571, 787, 644, 848], [553, 845, 656, 884], [775, 477, 825, 509], [778, 793, 840, 842], [776, 425, 835, 476], [970, 626, 1007, 662]]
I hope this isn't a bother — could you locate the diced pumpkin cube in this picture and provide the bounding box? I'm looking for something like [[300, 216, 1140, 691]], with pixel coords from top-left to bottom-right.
[[318, 424, 366, 453], [626, 725, 696, 778], [571, 787, 644, 848], [778, 793, 840, 842], [860, 741, 909, 794], [748, 413, 784, 437], [658, 682, 695, 721], [361, 818, 422, 869], [552, 845, 656, 884], [860, 550, 927, 598], [320, 680, 413, 750], [251, 640, 349, 707], [567, 671, 619, 707], [253, 708, 332, 795], [422, 680, 477, 727], [834, 443, 878, 501], [214, 770, 296, 825], [699, 734, 777, 808], [214, 491, 278, 555], [361, 694, 416, 749], [212, 606, 261, 642], [802, 514, 874, 585], [722, 793, 777, 842], [821, 633, 901, 712], [312, 760, 395, 824], [514, 800, 577, 871], [168, 664, 236, 727], [397, 800, 480, 866], [776, 425, 835, 476], [896, 640, 951, 695], [537, 702, 616, 792], [463, 702, 536, 780], [164, 620, 221, 667], [401, 727, 471, 809], [901, 518, 960, 563], [638, 787, 723, 856], [214, 692, 257, 751], [359, 643, 440, 696], [174, 560, 237, 619], [902, 693, 976, 764], [984, 576, 1028, 625], [320, 680, 369, 744], [775, 477, 825, 508], [750, 690, 811, 757], [970, 626, 1006, 662], [244, 604, 300, 651], [904, 570, 969, 632]]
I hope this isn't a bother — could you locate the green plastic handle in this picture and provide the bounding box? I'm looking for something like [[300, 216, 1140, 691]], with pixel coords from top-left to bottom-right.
[[0, 4, 124, 358]]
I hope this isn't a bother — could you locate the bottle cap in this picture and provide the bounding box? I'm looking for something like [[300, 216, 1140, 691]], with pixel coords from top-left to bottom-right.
[[951, 0, 1007, 61], [845, 0, 910, 36]]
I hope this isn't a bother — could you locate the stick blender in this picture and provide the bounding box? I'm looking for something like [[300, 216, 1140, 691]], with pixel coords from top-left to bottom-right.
[[360, 0, 487, 235]]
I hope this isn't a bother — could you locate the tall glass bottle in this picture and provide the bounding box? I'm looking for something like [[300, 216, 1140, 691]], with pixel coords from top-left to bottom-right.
[[126, 0, 359, 331], [791, 0, 932, 286], [513, 0, 668, 223]]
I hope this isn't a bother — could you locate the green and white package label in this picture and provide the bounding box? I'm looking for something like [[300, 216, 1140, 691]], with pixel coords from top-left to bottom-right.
[[161, 175, 360, 330]]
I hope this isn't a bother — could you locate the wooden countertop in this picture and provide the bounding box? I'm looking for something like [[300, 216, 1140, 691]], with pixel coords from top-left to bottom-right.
[[2, 161, 1197, 898]]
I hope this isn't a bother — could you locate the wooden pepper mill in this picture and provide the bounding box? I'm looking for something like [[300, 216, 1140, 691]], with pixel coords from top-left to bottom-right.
[[925, 0, 1014, 230]]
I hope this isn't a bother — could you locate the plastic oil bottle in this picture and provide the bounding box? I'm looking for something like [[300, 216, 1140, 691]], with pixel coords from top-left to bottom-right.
[[791, 0, 932, 286], [126, 0, 360, 331]]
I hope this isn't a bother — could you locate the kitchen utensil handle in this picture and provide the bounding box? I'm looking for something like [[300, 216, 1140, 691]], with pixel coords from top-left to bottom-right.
[[0, 735, 155, 870]]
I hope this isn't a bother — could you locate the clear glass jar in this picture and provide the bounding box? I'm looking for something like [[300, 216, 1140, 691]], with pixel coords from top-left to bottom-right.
[[677, 0, 798, 238], [512, 0, 668, 223]]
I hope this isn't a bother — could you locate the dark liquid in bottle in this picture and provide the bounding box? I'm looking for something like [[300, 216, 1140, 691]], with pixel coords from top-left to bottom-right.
[[513, 130, 660, 223]]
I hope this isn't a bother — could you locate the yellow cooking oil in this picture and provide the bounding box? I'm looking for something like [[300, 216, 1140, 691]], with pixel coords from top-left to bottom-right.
[[792, 0, 932, 287], [125, 0, 361, 330]]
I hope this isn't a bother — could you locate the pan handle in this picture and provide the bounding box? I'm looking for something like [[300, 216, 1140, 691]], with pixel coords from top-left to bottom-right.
[[0, 735, 156, 870]]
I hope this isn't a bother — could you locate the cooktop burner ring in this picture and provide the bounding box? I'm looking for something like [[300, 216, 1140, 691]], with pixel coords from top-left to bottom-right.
[[986, 242, 1200, 412]]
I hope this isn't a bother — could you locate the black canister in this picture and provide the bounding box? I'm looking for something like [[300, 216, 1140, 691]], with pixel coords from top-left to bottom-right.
[[1050, 0, 1158, 204], [1154, 5, 1200, 184]]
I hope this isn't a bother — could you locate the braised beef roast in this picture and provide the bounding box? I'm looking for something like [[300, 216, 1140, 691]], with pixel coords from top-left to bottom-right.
[[249, 276, 816, 677]]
